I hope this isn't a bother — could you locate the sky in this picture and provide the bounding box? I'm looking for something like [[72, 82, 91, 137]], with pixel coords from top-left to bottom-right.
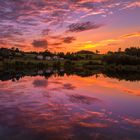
[[0, 0, 140, 53]]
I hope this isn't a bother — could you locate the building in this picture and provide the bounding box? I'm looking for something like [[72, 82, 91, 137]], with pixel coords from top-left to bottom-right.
[[37, 55, 43, 60], [45, 56, 52, 60], [53, 56, 59, 60]]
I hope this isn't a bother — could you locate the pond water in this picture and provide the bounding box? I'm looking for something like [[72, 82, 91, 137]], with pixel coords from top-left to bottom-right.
[[0, 73, 140, 140]]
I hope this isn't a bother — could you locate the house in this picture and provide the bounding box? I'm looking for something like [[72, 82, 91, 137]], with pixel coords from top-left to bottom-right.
[[60, 58, 64, 60], [52, 56, 64, 60], [46, 69, 52, 73], [53, 56, 59, 60], [37, 70, 43, 75], [45, 56, 52, 60], [37, 55, 43, 60]]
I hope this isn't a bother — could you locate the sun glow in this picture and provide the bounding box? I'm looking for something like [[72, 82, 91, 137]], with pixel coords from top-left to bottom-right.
[[82, 43, 96, 49]]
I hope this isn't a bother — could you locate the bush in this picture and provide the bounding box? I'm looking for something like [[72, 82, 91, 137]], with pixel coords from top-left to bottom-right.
[[125, 47, 140, 57], [102, 54, 140, 65], [53, 61, 61, 69], [64, 60, 75, 70]]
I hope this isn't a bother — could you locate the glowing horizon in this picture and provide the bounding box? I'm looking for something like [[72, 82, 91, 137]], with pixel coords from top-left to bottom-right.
[[0, 0, 140, 53]]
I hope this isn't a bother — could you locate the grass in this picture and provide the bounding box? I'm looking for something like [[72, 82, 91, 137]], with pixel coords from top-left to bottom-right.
[[0, 52, 140, 73]]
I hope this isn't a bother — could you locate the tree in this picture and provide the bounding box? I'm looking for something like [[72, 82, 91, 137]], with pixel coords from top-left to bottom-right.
[[41, 50, 54, 56], [125, 47, 140, 57], [15, 48, 20, 53], [76, 50, 95, 55], [96, 50, 100, 54], [118, 48, 122, 53], [57, 52, 65, 58]]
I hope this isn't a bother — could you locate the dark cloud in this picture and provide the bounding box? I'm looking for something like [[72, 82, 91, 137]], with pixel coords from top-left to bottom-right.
[[50, 42, 63, 46], [49, 36, 76, 46], [63, 36, 76, 43], [32, 40, 48, 48], [67, 21, 103, 32], [63, 83, 76, 90]]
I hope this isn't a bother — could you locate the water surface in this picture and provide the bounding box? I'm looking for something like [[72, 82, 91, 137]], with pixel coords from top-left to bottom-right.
[[0, 73, 140, 140]]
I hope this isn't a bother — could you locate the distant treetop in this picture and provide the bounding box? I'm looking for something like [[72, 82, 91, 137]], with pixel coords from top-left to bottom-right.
[[75, 50, 95, 55]]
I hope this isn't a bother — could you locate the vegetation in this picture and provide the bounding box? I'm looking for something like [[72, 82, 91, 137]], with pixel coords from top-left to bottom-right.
[[102, 47, 140, 72], [0, 47, 140, 73], [103, 47, 140, 65], [0, 67, 140, 82]]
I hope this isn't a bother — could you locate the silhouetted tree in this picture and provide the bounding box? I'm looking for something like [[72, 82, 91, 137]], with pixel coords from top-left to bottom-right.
[[125, 47, 140, 57], [96, 50, 100, 54]]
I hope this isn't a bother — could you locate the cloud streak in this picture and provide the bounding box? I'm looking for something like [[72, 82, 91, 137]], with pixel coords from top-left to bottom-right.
[[67, 21, 103, 32]]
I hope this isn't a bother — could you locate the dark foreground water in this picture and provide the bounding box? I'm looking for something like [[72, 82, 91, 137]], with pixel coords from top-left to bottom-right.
[[0, 72, 140, 140]]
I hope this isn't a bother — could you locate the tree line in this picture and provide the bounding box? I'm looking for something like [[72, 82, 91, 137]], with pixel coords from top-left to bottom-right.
[[103, 47, 140, 65]]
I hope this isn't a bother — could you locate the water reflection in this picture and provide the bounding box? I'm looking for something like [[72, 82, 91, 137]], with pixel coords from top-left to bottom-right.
[[33, 79, 48, 87], [68, 94, 101, 105], [1, 68, 140, 82], [0, 70, 140, 140]]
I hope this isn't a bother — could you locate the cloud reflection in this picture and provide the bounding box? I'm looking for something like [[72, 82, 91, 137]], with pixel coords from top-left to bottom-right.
[[0, 75, 139, 139], [33, 79, 48, 87], [68, 94, 101, 104]]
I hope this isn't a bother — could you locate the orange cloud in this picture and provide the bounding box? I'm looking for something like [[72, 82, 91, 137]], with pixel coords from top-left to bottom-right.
[[123, 117, 140, 127], [78, 122, 108, 128], [125, 1, 140, 8], [122, 32, 140, 38]]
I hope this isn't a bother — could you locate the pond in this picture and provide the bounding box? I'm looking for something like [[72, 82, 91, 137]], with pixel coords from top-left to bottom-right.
[[0, 71, 140, 140]]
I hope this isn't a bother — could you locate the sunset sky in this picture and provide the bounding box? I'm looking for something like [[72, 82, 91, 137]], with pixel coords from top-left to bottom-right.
[[0, 0, 140, 53]]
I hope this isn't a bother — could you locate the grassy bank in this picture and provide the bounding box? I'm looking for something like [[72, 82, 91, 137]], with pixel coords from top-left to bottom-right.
[[0, 59, 140, 73]]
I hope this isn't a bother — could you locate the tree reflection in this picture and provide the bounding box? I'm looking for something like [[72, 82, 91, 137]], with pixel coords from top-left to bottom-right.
[[0, 68, 140, 82]]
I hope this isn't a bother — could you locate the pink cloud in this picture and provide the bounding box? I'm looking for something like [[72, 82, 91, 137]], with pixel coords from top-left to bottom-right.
[[125, 1, 140, 8]]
